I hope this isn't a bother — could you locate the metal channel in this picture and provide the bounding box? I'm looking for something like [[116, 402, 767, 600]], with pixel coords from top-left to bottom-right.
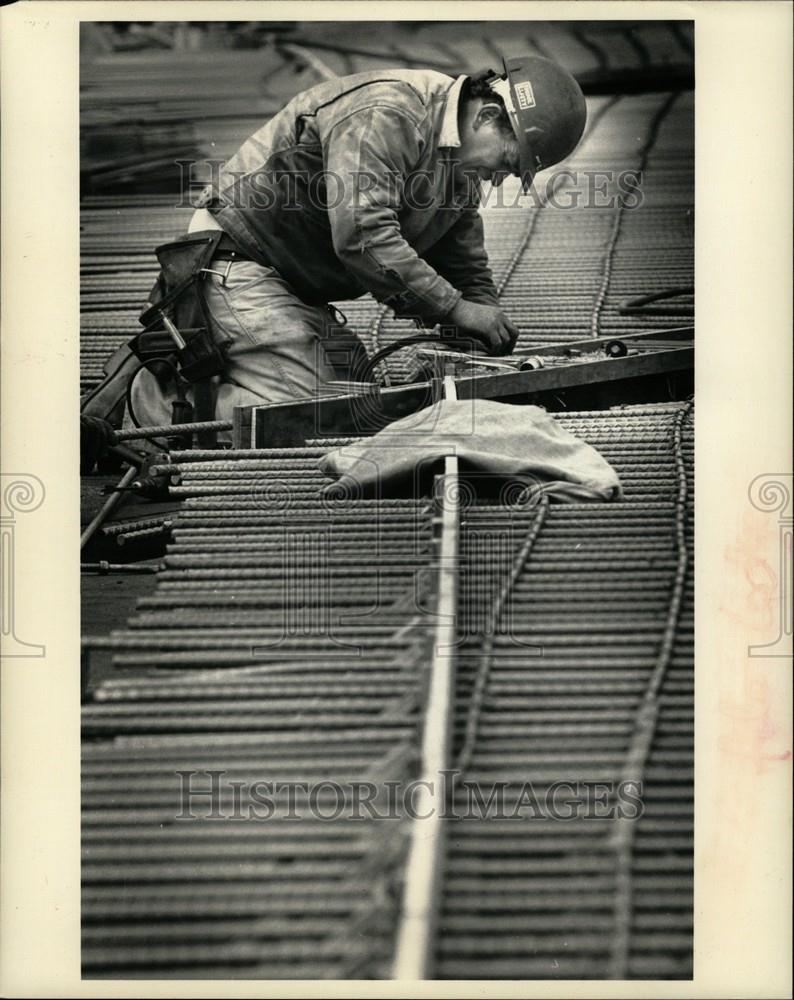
[[392, 377, 460, 980]]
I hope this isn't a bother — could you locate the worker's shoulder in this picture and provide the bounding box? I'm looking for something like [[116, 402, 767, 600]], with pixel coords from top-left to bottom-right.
[[301, 68, 457, 129]]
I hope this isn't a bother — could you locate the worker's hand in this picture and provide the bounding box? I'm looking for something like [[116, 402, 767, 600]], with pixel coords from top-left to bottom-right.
[[445, 299, 519, 356]]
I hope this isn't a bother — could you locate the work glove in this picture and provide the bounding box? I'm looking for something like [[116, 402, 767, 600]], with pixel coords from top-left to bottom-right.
[[80, 415, 117, 474], [445, 299, 520, 357]]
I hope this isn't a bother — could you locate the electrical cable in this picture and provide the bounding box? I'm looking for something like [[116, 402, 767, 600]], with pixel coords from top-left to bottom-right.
[[352, 333, 484, 386]]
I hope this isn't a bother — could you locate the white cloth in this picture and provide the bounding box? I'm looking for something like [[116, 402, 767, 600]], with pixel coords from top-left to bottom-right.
[[319, 399, 622, 502]]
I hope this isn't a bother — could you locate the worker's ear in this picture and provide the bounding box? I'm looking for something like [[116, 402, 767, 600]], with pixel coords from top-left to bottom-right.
[[473, 101, 505, 130]]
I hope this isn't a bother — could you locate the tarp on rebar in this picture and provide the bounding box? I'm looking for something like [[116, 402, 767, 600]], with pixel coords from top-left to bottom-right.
[[319, 399, 622, 501]]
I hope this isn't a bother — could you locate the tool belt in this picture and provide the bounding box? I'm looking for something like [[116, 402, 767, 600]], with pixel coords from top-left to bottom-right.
[[80, 228, 371, 426], [136, 230, 250, 382], [81, 230, 253, 426]]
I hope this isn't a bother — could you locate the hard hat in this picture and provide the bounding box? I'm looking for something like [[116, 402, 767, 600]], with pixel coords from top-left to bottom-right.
[[486, 55, 587, 192]]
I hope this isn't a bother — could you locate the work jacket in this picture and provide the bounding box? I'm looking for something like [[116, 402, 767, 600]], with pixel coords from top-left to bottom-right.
[[201, 69, 499, 326]]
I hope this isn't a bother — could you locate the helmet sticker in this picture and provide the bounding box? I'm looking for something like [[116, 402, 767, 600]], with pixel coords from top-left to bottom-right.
[[514, 81, 536, 110]]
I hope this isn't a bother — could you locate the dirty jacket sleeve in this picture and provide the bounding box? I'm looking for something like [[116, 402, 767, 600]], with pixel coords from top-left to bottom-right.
[[321, 105, 464, 325], [422, 206, 499, 308]]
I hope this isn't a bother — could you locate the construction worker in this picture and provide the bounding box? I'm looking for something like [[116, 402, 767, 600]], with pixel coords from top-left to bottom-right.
[[117, 56, 588, 430]]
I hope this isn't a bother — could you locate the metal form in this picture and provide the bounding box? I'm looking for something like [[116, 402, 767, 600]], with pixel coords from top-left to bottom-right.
[[82, 401, 693, 979], [243, 328, 693, 448]]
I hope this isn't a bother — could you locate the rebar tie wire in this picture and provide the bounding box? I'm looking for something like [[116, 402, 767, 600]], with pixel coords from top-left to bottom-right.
[[607, 400, 693, 979]]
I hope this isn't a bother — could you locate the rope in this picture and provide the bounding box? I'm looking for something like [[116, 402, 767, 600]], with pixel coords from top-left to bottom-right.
[[455, 494, 550, 776], [607, 400, 693, 979]]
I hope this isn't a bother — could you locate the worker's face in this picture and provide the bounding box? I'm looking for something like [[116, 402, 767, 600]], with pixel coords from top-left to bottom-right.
[[456, 101, 521, 188]]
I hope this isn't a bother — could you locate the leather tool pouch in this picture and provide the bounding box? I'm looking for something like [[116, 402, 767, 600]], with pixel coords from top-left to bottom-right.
[[81, 231, 231, 427], [135, 230, 229, 385]]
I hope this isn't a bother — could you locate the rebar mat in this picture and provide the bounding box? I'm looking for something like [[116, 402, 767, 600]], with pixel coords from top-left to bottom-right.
[[82, 402, 693, 978]]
